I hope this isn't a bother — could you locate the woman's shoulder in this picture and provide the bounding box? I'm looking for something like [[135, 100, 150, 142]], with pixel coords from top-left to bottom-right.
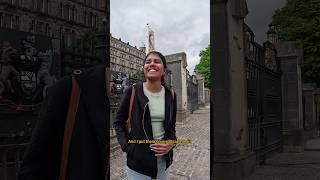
[[163, 86, 175, 95]]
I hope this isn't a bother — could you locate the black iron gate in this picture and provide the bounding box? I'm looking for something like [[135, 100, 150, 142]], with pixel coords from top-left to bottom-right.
[[245, 24, 283, 164]]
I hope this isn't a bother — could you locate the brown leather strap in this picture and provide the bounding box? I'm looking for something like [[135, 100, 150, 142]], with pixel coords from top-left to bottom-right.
[[171, 89, 175, 100], [125, 87, 172, 134], [125, 86, 135, 134], [59, 75, 81, 180]]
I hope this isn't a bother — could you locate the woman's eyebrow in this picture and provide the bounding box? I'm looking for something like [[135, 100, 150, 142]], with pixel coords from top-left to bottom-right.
[[146, 58, 161, 61]]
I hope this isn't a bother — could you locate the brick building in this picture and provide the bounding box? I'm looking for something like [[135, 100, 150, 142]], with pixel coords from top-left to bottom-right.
[[0, 0, 107, 42], [110, 34, 146, 76]]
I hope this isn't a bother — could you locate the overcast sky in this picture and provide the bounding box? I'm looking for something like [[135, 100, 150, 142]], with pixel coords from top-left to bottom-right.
[[245, 0, 287, 43], [110, 0, 287, 73], [110, 0, 210, 73]]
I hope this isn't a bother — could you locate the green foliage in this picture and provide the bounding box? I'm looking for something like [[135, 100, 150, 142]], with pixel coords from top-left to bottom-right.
[[195, 44, 211, 88], [272, 0, 320, 86], [130, 69, 144, 85]]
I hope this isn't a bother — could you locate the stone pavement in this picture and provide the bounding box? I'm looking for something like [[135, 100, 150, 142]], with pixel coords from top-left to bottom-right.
[[110, 105, 210, 180], [305, 137, 320, 151], [245, 137, 320, 180]]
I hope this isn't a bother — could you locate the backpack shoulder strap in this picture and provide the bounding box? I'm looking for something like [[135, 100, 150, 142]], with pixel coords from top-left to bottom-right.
[[59, 73, 81, 180], [171, 89, 175, 101], [126, 86, 135, 134]]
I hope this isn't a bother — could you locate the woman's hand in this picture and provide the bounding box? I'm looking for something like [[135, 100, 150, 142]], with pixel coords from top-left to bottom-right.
[[149, 143, 175, 156]]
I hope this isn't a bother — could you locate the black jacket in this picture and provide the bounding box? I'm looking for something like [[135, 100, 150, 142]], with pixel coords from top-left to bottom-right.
[[18, 65, 109, 180], [114, 81, 177, 179]]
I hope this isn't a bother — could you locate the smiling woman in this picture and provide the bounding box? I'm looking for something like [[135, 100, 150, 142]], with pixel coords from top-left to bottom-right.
[[114, 51, 177, 180], [144, 51, 168, 88], [110, 0, 211, 179]]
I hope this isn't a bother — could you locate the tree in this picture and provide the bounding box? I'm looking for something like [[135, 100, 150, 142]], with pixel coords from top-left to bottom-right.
[[195, 44, 211, 88], [130, 69, 144, 85], [272, 0, 320, 86]]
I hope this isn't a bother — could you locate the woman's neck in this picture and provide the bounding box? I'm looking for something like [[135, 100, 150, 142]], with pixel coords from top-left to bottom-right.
[[144, 80, 162, 93]]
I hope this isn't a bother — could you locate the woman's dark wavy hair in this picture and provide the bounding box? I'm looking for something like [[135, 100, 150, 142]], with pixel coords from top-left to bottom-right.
[[144, 51, 167, 87]]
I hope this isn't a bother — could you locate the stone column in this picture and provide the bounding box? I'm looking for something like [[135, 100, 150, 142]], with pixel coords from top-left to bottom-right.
[[275, 41, 304, 152], [166, 52, 188, 122], [204, 88, 210, 104], [196, 74, 205, 106], [213, 0, 255, 179], [303, 83, 317, 138]]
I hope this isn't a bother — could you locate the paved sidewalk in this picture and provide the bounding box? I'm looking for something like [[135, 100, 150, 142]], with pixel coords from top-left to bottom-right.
[[305, 137, 320, 151], [110, 106, 210, 180], [245, 137, 320, 180]]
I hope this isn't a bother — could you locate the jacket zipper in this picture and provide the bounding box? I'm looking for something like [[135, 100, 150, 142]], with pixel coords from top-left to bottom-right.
[[142, 103, 149, 141], [168, 97, 173, 164]]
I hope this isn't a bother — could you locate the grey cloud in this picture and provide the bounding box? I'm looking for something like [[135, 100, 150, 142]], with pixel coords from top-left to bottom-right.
[[245, 0, 287, 43], [111, 0, 210, 73]]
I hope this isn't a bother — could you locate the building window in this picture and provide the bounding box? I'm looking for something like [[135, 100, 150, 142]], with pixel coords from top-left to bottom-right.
[[59, 3, 63, 17], [68, 6, 71, 20], [84, 11, 87, 25], [88, 12, 92, 27], [59, 26, 63, 40], [94, 14, 98, 28], [13, 16, 20, 30], [63, 28, 71, 47], [33, 0, 37, 10], [29, 20, 35, 32], [45, 23, 50, 36], [46, 0, 49, 13], [36, 21, 44, 35], [72, 7, 76, 22], [40, 0, 47, 13], [71, 30, 76, 46], [64, 5, 69, 20], [3, 14, 12, 29]]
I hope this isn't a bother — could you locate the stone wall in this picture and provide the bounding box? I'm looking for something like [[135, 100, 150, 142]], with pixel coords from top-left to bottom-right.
[[197, 74, 205, 105], [166, 52, 188, 122], [302, 83, 320, 138], [204, 88, 210, 104], [276, 41, 304, 152]]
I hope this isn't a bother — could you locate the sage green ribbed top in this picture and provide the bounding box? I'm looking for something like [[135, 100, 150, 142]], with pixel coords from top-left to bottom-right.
[[143, 84, 165, 140]]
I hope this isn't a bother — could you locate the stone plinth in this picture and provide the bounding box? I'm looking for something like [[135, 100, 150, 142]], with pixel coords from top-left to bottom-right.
[[213, 0, 255, 179], [276, 41, 304, 152], [166, 52, 188, 122]]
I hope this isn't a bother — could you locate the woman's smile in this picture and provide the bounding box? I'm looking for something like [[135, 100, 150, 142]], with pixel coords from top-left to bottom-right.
[[144, 53, 165, 80]]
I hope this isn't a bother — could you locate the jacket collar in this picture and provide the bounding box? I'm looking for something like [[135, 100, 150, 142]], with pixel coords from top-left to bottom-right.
[[134, 81, 173, 131]]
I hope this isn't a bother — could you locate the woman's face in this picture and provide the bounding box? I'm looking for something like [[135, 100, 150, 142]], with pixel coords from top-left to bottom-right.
[[144, 53, 166, 82]]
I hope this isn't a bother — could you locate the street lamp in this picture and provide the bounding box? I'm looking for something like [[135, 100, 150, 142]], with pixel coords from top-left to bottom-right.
[[267, 23, 278, 43]]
